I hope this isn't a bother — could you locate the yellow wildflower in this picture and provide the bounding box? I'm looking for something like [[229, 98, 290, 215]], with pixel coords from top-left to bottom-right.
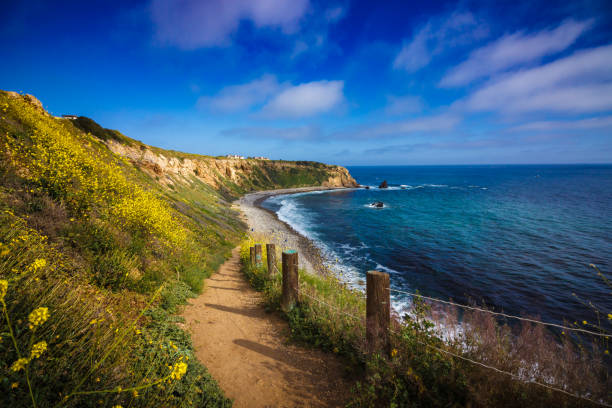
[[27, 258, 46, 272], [133, 390, 139, 398], [169, 361, 188, 380], [391, 348, 398, 358], [0, 279, 7, 302], [28, 307, 49, 329], [11, 357, 29, 372], [112, 406, 122, 408], [608, 313, 612, 320], [582, 320, 587, 325], [30, 341, 47, 359]]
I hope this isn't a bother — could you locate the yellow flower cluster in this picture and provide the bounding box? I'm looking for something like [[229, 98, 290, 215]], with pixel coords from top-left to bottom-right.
[[1, 94, 186, 247], [10, 357, 29, 372], [27, 258, 47, 273], [30, 341, 48, 359], [28, 307, 49, 329], [0, 279, 7, 302], [169, 361, 188, 380]]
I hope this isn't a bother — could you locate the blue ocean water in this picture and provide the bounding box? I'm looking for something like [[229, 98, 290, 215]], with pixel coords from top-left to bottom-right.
[[262, 165, 612, 327]]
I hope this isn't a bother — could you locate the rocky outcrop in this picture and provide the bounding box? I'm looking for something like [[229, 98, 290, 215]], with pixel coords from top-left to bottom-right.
[[379, 180, 388, 189], [6, 91, 48, 116], [106, 140, 358, 192]]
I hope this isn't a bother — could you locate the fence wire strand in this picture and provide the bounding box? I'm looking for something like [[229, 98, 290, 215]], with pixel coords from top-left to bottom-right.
[[300, 291, 362, 321], [388, 287, 611, 338], [388, 327, 611, 408], [298, 287, 611, 408]]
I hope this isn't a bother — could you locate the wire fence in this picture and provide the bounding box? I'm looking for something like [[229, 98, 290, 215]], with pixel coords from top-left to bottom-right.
[[298, 287, 611, 408], [387, 287, 611, 338], [248, 245, 610, 407]]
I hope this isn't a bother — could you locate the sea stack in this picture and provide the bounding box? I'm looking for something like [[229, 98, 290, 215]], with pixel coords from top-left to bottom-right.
[[379, 180, 388, 188]]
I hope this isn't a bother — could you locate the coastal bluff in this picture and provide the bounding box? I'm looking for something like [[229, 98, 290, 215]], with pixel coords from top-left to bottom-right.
[[105, 139, 357, 192]]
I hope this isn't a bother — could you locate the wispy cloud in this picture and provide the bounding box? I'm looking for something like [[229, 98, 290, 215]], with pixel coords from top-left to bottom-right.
[[199, 77, 345, 118], [337, 114, 461, 139], [384, 95, 424, 116], [462, 44, 612, 114], [261, 80, 344, 118], [221, 124, 322, 140], [393, 11, 488, 72], [198, 75, 280, 113], [441, 19, 594, 87], [510, 115, 612, 131], [150, 0, 309, 49]]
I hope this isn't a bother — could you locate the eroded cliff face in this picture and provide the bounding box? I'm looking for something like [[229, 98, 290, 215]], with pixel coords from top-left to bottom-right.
[[4, 91, 357, 194], [106, 140, 358, 192]]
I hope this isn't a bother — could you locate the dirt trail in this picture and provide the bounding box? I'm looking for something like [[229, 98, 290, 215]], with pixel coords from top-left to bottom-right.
[[182, 248, 352, 407]]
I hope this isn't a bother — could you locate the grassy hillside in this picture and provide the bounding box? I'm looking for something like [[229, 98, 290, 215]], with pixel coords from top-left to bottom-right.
[[0, 90, 354, 407]]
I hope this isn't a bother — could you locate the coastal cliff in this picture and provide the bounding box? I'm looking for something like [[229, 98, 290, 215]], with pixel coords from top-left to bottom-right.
[[105, 139, 358, 193]]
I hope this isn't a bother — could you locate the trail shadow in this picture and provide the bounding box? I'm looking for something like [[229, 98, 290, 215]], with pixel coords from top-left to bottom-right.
[[207, 286, 243, 291], [207, 277, 244, 283], [204, 303, 264, 319], [233, 339, 310, 372], [233, 339, 343, 407]]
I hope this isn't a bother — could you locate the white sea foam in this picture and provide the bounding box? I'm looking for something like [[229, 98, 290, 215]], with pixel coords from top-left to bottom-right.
[[270, 190, 464, 338]]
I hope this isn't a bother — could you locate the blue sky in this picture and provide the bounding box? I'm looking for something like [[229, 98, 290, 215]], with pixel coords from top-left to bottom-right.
[[2, 0, 611, 165]]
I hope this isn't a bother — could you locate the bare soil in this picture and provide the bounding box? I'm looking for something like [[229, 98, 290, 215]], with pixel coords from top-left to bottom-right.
[[182, 247, 353, 407]]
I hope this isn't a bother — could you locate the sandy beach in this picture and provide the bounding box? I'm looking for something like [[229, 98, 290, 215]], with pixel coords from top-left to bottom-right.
[[235, 186, 351, 274]]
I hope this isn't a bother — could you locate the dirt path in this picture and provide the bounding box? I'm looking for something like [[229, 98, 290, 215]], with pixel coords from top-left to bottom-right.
[[182, 248, 352, 407]]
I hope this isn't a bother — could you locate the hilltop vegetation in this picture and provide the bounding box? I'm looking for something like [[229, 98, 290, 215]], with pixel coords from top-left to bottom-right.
[[0, 90, 354, 407]]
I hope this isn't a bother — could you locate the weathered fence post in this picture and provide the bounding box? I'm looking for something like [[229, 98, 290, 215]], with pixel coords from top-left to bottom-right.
[[366, 270, 390, 356], [249, 246, 255, 267], [281, 250, 299, 312], [254, 244, 263, 267], [266, 243, 276, 275]]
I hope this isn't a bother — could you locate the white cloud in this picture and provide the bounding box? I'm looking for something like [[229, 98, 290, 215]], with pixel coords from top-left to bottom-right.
[[463, 44, 612, 114], [261, 80, 344, 118], [199, 75, 280, 113], [511, 116, 612, 132], [150, 0, 309, 49], [393, 29, 431, 72], [441, 19, 594, 87], [394, 11, 488, 72], [222, 124, 322, 140], [341, 114, 461, 140], [199, 77, 344, 118]]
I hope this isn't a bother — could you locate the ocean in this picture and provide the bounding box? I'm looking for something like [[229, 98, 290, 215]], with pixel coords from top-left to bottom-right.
[[261, 165, 612, 328]]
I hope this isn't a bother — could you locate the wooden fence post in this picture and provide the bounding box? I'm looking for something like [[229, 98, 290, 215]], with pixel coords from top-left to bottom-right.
[[266, 243, 276, 275], [254, 244, 263, 267], [249, 246, 255, 267], [366, 270, 390, 356], [281, 250, 299, 312]]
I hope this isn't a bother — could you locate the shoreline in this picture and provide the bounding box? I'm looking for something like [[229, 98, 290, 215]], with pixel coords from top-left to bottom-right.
[[235, 186, 352, 275]]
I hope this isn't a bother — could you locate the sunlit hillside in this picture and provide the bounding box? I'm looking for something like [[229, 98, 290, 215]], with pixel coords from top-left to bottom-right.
[[0, 90, 354, 407]]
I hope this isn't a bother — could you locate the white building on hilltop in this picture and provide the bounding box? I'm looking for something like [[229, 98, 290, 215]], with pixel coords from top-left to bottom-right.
[[226, 154, 245, 159]]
